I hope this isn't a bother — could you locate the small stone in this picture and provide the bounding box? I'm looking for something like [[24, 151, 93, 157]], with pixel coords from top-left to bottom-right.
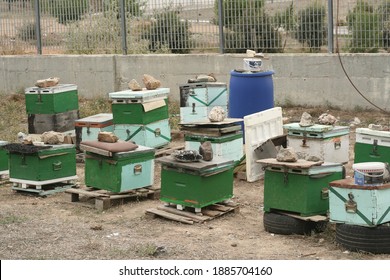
[[199, 141, 213, 161], [98, 131, 118, 143], [208, 106, 226, 122], [276, 147, 298, 162], [306, 155, 321, 162], [128, 79, 142, 91], [299, 112, 314, 127]]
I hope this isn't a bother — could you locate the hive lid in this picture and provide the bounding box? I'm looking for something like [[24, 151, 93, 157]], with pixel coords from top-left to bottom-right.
[[25, 84, 77, 94], [75, 113, 113, 127], [108, 88, 169, 101], [283, 123, 333, 132], [356, 127, 390, 137]]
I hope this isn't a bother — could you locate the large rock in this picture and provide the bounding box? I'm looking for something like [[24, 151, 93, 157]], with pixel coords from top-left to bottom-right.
[[41, 131, 65, 144], [318, 112, 337, 125]]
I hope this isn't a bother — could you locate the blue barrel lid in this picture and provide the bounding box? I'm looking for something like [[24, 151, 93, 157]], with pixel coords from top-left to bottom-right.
[[230, 70, 275, 77]]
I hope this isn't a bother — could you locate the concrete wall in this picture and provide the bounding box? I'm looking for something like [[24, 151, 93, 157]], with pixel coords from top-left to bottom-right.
[[1, 53, 390, 110]]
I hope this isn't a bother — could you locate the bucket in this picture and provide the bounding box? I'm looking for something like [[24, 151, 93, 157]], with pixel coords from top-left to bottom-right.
[[243, 58, 262, 71], [352, 162, 385, 186], [228, 70, 274, 142]]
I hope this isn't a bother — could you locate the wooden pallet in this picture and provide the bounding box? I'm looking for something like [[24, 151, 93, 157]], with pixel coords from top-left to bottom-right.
[[66, 185, 161, 210], [12, 182, 76, 196], [145, 201, 240, 224]]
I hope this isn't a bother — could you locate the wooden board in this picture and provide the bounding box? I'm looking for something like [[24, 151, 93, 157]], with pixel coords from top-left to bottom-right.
[[155, 144, 185, 158], [66, 185, 161, 210], [256, 158, 323, 169], [145, 201, 240, 224], [179, 118, 243, 126]]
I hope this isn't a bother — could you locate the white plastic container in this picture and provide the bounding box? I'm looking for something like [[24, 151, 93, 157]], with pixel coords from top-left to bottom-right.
[[352, 162, 385, 186], [243, 58, 262, 71]]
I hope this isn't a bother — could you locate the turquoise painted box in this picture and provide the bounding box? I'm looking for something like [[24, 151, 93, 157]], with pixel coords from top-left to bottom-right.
[[157, 156, 234, 209], [7, 144, 76, 181], [25, 84, 79, 114], [113, 118, 171, 148], [179, 82, 228, 123], [329, 178, 390, 227], [354, 128, 390, 164], [184, 132, 244, 163], [258, 159, 344, 216], [75, 113, 114, 144], [84, 145, 155, 193], [0, 141, 9, 174]]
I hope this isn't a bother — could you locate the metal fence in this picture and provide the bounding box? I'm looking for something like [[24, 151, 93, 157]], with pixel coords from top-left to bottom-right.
[[1, 0, 390, 55]]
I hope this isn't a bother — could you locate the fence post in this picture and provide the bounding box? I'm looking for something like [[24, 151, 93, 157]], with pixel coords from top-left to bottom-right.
[[218, 0, 224, 54], [119, 0, 128, 55], [327, 0, 334, 53], [34, 0, 42, 55]]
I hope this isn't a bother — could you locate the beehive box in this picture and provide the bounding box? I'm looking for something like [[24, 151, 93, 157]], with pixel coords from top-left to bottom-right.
[[258, 159, 344, 216], [25, 84, 79, 114], [28, 110, 79, 134], [113, 118, 171, 148], [109, 88, 169, 125], [157, 156, 234, 209], [329, 178, 390, 227], [0, 141, 9, 174], [184, 132, 243, 163], [75, 113, 114, 145], [8, 144, 76, 182], [179, 82, 228, 123], [354, 128, 390, 164], [283, 123, 349, 163], [84, 145, 155, 193]]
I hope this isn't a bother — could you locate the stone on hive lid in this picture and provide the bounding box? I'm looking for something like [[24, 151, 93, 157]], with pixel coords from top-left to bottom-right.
[[128, 79, 142, 91], [98, 131, 118, 143], [208, 106, 226, 122], [299, 112, 314, 127], [142, 74, 161, 90], [41, 131, 65, 144], [276, 147, 298, 162], [35, 77, 60, 88]]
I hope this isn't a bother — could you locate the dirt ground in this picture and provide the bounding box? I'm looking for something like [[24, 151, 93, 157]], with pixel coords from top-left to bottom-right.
[[1, 106, 390, 260]]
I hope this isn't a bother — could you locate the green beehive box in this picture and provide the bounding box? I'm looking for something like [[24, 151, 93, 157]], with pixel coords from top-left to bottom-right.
[[354, 128, 390, 164], [0, 141, 9, 173], [157, 156, 234, 209], [111, 99, 169, 124], [25, 84, 79, 114], [84, 145, 155, 193], [259, 159, 344, 216], [8, 144, 76, 181]]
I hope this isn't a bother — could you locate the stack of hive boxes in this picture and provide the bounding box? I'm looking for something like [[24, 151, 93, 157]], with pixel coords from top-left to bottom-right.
[[25, 84, 79, 134], [108, 88, 171, 148]]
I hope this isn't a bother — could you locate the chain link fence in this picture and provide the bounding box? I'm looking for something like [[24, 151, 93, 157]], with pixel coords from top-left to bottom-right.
[[1, 0, 390, 55]]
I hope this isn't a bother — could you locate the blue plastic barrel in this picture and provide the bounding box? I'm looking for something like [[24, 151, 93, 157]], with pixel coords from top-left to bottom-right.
[[228, 70, 275, 142]]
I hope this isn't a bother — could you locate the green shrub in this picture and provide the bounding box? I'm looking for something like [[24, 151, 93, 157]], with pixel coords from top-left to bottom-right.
[[295, 2, 327, 52], [347, 1, 380, 52], [43, 0, 89, 25], [142, 8, 191, 54]]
